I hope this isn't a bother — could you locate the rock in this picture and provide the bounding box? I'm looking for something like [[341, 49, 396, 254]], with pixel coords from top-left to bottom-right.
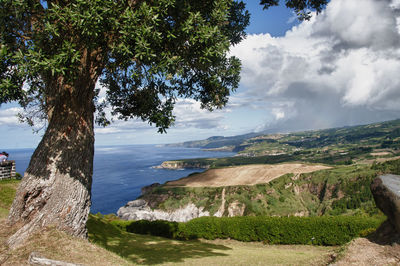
[[117, 200, 210, 222], [213, 188, 226, 217], [371, 174, 400, 234], [125, 199, 147, 208], [29, 252, 84, 266], [153, 160, 210, 170], [228, 200, 245, 217], [293, 211, 309, 217]]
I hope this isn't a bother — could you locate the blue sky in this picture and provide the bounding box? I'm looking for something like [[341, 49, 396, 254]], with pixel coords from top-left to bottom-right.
[[1, 0, 400, 149]]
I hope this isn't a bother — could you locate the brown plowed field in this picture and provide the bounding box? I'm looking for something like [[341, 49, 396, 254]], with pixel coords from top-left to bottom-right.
[[165, 163, 331, 187]]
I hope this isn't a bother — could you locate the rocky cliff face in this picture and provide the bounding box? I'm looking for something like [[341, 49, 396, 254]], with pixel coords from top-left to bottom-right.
[[154, 161, 210, 170], [117, 187, 247, 222], [117, 199, 211, 222]]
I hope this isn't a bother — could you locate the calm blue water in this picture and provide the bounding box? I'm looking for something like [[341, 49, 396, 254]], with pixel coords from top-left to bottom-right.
[[6, 145, 234, 214]]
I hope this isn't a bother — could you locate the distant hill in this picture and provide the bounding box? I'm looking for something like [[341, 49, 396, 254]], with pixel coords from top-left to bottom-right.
[[158, 119, 400, 168], [138, 117, 400, 219], [166, 119, 400, 154], [165, 132, 261, 151]]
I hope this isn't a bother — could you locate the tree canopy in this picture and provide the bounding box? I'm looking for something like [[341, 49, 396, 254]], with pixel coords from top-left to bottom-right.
[[1, 0, 329, 247], [1, 0, 250, 246], [260, 0, 328, 20], [1, 0, 249, 132]]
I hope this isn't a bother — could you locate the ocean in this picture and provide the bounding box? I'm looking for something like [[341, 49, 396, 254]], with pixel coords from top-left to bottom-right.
[[6, 145, 235, 214]]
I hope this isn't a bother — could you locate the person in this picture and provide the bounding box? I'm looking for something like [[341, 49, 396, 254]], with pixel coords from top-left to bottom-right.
[[0, 151, 8, 162]]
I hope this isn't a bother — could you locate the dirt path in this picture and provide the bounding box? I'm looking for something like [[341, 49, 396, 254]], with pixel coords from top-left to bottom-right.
[[166, 163, 330, 187], [332, 238, 400, 265]]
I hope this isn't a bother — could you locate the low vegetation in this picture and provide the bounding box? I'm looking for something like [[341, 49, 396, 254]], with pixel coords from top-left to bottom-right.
[[0, 179, 339, 265], [110, 214, 383, 246], [88, 214, 339, 265], [141, 161, 400, 218], [148, 121, 400, 221], [0, 179, 20, 219]]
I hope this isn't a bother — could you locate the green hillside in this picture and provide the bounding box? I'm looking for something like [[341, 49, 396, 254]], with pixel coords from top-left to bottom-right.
[[162, 119, 400, 168], [143, 159, 400, 218], [148, 120, 400, 220], [169, 119, 400, 152]]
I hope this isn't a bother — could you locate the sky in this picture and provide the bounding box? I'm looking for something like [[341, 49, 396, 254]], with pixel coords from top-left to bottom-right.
[[1, 0, 400, 148]]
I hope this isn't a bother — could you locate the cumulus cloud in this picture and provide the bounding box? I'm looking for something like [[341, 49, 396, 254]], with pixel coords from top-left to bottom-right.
[[94, 97, 229, 135], [230, 0, 400, 132], [313, 0, 400, 50], [173, 99, 229, 130], [0, 107, 22, 126]]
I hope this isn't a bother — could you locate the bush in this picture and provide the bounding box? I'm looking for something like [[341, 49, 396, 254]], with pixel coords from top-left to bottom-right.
[[372, 159, 400, 175], [180, 216, 381, 245], [109, 219, 132, 232], [126, 220, 180, 239], [124, 215, 382, 246]]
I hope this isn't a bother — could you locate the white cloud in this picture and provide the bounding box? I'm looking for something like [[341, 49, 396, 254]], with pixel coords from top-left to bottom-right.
[[313, 0, 400, 50], [391, 0, 400, 8], [94, 98, 230, 135], [230, 0, 400, 132], [94, 118, 153, 135], [0, 107, 22, 126], [173, 99, 229, 130], [272, 108, 285, 120]]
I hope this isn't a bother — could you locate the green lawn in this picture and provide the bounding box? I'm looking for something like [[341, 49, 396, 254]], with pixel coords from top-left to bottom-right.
[[0, 179, 20, 219], [87, 214, 337, 265]]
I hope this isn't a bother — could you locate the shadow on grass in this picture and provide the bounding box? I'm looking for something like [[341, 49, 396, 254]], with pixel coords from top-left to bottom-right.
[[87, 215, 231, 265]]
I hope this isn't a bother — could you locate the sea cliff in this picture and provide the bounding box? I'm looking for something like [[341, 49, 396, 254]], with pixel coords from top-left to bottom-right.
[[154, 160, 211, 170], [117, 162, 383, 222], [117, 199, 211, 222]]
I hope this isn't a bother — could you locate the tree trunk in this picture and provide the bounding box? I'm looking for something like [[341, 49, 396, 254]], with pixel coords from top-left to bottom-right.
[[7, 78, 96, 248]]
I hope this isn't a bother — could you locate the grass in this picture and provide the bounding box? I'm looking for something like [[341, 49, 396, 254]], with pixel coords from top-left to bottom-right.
[[0, 219, 131, 265], [177, 239, 337, 266], [0, 179, 20, 219], [144, 163, 384, 218], [88, 214, 338, 265], [0, 179, 339, 265], [88, 214, 232, 265]]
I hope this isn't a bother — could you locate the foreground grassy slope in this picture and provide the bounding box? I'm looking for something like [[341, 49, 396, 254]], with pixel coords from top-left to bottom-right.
[[88, 214, 339, 265], [0, 179, 20, 219], [0, 179, 130, 265], [0, 179, 338, 265]]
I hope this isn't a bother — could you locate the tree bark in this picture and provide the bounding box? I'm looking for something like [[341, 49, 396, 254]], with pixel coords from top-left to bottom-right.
[[7, 77, 96, 247]]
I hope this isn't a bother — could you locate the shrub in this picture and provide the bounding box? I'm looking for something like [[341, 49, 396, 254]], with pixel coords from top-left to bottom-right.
[[126, 220, 180, 239], [179, 216, 381, 245], [109, 219, 132, 232], [123, 215, 382, 246]]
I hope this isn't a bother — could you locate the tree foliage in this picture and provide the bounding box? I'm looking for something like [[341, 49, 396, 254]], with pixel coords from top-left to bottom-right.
[[0, 0, 250, 132], [260, 0, 328, 20], [0, 0, 330, 132]]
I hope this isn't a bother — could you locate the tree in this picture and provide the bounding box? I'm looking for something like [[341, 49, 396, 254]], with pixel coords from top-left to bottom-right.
[[1, 0, 327, 247], [1, 0, 249, 247], [260, 0, 327, 20]]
